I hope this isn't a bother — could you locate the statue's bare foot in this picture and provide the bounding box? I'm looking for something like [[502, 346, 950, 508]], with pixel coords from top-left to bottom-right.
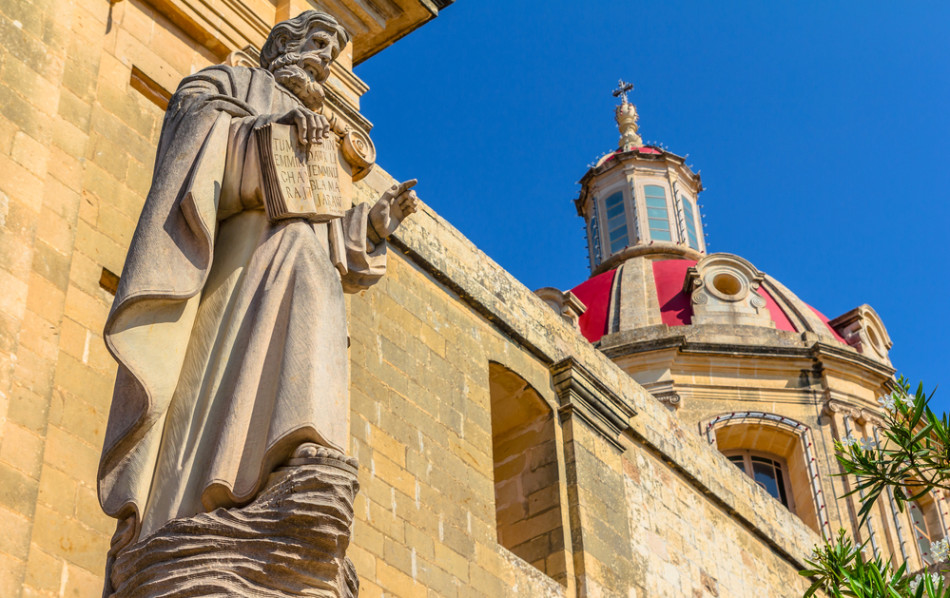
[[290, 443, 358, 469], [291, 442, 325, 460]]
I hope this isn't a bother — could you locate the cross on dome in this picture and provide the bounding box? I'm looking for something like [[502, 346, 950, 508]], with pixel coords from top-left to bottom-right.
[[612, 79, 633, 104]]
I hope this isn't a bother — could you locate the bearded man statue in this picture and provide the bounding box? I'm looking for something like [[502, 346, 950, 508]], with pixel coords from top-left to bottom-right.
[[97, 11, 415, 597]]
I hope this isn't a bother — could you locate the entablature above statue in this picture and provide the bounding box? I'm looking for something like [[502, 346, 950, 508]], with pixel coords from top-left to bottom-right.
[[125, 0, 452, 66]]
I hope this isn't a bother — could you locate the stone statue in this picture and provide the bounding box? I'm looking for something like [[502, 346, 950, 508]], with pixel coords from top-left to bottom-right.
[[97, 11, 416, 597]]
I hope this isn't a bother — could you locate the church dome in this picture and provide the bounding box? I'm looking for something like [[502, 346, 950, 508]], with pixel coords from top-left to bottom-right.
[[534, 79, 898, 562], [562, 81, 893, 368], [567, 252, 892, 366]]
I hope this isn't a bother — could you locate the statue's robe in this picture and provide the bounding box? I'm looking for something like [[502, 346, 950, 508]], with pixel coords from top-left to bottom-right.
[[98, 65, 384, 542]]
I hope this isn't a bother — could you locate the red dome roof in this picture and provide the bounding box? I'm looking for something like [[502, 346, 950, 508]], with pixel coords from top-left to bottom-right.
[[571, 269, 617, 342], [570, 259, 846, 344]]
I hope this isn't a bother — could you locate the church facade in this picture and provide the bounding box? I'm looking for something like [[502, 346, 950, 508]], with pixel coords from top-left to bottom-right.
[[0, 0, 940, 596]]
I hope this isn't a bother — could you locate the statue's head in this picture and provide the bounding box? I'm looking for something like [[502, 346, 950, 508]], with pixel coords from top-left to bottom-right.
[[260, 11, 351, 110]]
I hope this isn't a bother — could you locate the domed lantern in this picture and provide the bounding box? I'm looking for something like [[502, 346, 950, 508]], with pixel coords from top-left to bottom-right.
[[575, 81, 706, 274]]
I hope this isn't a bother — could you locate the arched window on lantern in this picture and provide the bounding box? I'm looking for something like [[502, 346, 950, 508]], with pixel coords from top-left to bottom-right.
[[644, 184, 671, 242], [603, 191, 629, 254], [680, 195, 700, 250]]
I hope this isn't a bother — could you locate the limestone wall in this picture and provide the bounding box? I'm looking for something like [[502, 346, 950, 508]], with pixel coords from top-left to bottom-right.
[[0, 0, 826, 596], [0, 0, 217, 594], [624, 446, 811, 596]]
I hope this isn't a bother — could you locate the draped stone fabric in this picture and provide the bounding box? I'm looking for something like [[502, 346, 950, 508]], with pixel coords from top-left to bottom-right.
[[98, 65, 385, 544]]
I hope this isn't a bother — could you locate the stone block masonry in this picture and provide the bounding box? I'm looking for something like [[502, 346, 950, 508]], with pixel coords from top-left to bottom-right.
[[0, 0, 825, 596], [0, 0, 219, 595]]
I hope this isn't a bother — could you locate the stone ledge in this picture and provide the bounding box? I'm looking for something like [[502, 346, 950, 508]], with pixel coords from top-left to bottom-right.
[[135, 0, 450, 65]]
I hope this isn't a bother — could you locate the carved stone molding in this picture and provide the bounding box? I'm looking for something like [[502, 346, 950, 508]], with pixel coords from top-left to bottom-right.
[[137, 0, 451, 65], [691, 288, 708, 305], [684, 253, 773, 327], [653, 390, 681, 408], [534, 288, 587, 330], [822, 398, 885, 428], [340, 128, 377, 182], [224, 45, 261, 68], [642, 381, 681, 409], [551, 357, 636, 450]]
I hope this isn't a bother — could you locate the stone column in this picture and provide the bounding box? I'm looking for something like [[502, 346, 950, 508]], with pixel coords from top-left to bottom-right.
[[552, 358, 637, 596]]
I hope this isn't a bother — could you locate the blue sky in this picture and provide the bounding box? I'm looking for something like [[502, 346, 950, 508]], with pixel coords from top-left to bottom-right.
[[355, 1, 950, 411]]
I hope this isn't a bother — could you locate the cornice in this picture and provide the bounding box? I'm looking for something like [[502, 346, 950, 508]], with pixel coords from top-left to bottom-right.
[[810, 341, 896, 379], [578, 147, 702, 191], [135, 0, 450, 65], [599, 328, 895, 384], [592, 244, 704, 275], [136, 0, 268, 58]]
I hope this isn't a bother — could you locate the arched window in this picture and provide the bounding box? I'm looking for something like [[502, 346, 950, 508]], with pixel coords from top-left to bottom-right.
[[681, 196, 700, 249], [603, 191, 628, 254], [644, 185, 671, 241], [703, 412, 830, 539], [909, 493, 947, 565], [724, 450, 792, 509]]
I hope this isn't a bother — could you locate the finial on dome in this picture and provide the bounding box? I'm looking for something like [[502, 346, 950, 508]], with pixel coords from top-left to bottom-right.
[[612, 79, 642, 150]]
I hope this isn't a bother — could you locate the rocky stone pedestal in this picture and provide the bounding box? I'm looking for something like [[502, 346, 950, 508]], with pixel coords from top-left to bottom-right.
[[109, 453, 360, 597]]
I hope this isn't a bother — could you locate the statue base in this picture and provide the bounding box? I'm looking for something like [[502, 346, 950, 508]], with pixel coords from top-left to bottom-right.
[[109, 455, 360, 597]]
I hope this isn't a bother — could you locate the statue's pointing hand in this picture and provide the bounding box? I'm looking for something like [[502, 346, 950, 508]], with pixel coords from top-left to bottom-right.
[[369, 179, 419, 243]]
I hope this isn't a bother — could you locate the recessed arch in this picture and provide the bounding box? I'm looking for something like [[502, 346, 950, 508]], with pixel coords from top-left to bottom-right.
[[487, 362, 568, 583]]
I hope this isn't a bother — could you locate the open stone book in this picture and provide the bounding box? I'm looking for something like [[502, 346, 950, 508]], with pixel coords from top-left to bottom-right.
[[255, 122, 346, 222]]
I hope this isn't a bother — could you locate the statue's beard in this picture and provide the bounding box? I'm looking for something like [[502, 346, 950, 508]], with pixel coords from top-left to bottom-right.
[[270, 52, 327, 111]]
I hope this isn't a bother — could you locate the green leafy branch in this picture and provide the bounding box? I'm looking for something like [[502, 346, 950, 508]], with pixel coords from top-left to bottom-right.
[[836, 380, 948, 524], [801, 379, 949, 597], [802, 529, 944, 597]]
